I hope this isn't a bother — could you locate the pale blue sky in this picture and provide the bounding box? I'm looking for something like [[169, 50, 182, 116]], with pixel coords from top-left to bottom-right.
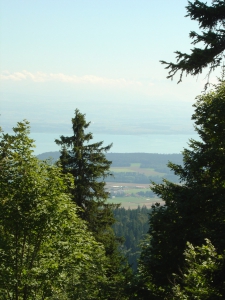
[[0, 0, 215, 140]]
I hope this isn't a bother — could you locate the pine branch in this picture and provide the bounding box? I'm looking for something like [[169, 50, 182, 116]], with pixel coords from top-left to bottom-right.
[[186, 0, 225, 29], [161, 1, 225, 83], [160, 37, 225, 82]]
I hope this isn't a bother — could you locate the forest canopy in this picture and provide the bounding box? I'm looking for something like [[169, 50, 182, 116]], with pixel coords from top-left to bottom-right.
[[133, 79, 225, 299], [2, 1, 225, 299], [2, 80, 225, 298], [0, 121, 108, 299]]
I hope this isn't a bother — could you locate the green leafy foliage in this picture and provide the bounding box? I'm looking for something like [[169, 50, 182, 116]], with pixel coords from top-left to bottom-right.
[[172, 239, 224, 299], [0, 121, 107, 299]]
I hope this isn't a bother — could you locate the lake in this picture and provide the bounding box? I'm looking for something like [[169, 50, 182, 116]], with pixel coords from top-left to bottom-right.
[[29, 133, 200, 155]]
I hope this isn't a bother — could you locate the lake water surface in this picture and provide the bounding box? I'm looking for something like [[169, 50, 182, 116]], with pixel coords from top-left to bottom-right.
[[29, 133, 200, 155]]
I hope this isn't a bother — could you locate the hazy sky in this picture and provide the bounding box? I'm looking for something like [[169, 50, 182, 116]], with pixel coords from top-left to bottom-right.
[[1, 0, 216, 136]]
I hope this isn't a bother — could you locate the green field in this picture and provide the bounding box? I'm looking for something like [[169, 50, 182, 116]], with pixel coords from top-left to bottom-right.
[[110, 165, 164, 177], [106, 181, 162, 209], [106, 161, 171, 208], [108, 196, 161, 209]]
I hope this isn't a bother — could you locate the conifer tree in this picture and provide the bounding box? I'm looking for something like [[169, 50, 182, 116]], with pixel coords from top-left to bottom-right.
[[55, 109, 116, 228], [55, 109, 132, 300], [161, 0, 225, 83], [136, 79, 225, 299]]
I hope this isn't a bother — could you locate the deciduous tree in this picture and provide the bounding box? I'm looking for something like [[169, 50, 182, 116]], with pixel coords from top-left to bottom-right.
[[172, 239, 224, 300], [0, 121, 107, 299]]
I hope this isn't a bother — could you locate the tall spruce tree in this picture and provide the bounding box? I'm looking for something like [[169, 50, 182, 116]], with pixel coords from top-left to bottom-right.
[[135, 79, 225, 299], [55, 109, 116, 228], [55, 109, 132, 300], [161, 0, 225, 83]]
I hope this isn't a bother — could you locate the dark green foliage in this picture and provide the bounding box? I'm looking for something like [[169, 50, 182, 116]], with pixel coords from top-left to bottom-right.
[[55, 109, 132, 300], [113, 206, 151, 271], [161, 0, 225, 84], [55, 109, 115, 227], [136, 80, 225, 299]]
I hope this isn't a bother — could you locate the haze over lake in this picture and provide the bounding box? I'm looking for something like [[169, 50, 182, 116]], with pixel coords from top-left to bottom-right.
[[29, 132, 199, 155], [1, 1, 209, 158]]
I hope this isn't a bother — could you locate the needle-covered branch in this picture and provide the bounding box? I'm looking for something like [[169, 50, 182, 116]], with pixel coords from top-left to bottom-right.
[[161, 0, 225, 83]]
